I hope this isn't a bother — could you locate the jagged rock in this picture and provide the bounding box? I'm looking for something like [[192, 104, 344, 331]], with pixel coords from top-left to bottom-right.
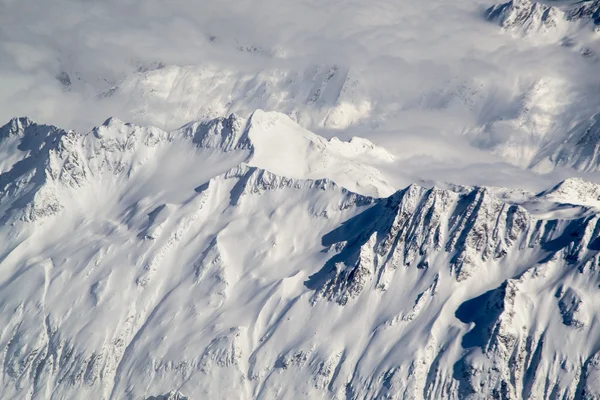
[[311, 184, 535, 303], [537, 178, 600, 208], [487, 0, 600, 38], [558, 287, 586, 328], [182, 113, 251, 151], [486, 0, 566, 36], [276, 349, 312, 370], [567, 0, 600, 25], [146, 391, 188, 400]]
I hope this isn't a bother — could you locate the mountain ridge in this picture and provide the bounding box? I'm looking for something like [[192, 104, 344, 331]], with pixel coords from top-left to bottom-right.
[[3, 115, 600, 398]]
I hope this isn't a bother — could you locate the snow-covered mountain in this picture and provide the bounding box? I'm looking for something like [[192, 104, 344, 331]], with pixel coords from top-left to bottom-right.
[[485, 0, 567, 37], [102, 64, 371, 132], [4, 0, 600, 399], [4, 114, 600, 399], [486, 0, 600, 37], [477, 0, 600, 176]]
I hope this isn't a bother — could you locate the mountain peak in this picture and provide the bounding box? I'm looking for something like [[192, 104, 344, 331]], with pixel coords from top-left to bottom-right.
[[487, 0, 600, 36], [0, 117, 59, 144], [180, 113, 250, 151], [0, 117, 34, 136], [567, 0, 600, 25], [537, 177, 600, 208], [486, 0, 566, 36], [180, 110, 395, 197]]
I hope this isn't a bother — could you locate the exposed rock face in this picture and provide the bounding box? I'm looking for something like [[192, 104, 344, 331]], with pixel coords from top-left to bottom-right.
[[485, 0, 566, 36], [310, 184, 533, 305], [146, 391, 188, 400], [567, 0, 600, 26], [557, 287, 586, 328], [486, 0, 600, 36], [307, 183, 600, 398], [182, 113, 251, 151]]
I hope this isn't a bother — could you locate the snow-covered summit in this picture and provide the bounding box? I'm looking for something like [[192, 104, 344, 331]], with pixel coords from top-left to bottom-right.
[[486, 0, 600, 36], [536, 177, 600, 208], [567, 0, 600, 26], [0, 116, 34, 138], [179, 110, 396, 196], [485, 0, 566, 36]]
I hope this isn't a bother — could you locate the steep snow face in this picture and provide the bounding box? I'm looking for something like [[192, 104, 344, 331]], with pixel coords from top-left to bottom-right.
[[4, 116, 600, 399], [180, 110, 395, 197], [531, 113, 600, 172], [105, 64, 372, 132], [471, 77, 574, 168], [486, 0, 600, 37], [567, 0, 600, 26], [486, 0, 567, 38], [536, 178, 600, 209]]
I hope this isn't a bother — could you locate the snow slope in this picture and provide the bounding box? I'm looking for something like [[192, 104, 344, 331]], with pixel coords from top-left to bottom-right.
[[485, 0, 568, 38], [485, 0, 600, 38], [177, 110, 395, 197], [105, 64, 372, 132], [4, 115, 600, 399], [475, 0, 600, 175]]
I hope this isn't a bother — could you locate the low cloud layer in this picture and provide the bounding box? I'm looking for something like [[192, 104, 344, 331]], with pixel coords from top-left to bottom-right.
[[2, 0, 599, 191]]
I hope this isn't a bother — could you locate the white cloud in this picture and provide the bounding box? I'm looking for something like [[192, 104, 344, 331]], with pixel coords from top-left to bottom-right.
[[1, 0, 599, 190]]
